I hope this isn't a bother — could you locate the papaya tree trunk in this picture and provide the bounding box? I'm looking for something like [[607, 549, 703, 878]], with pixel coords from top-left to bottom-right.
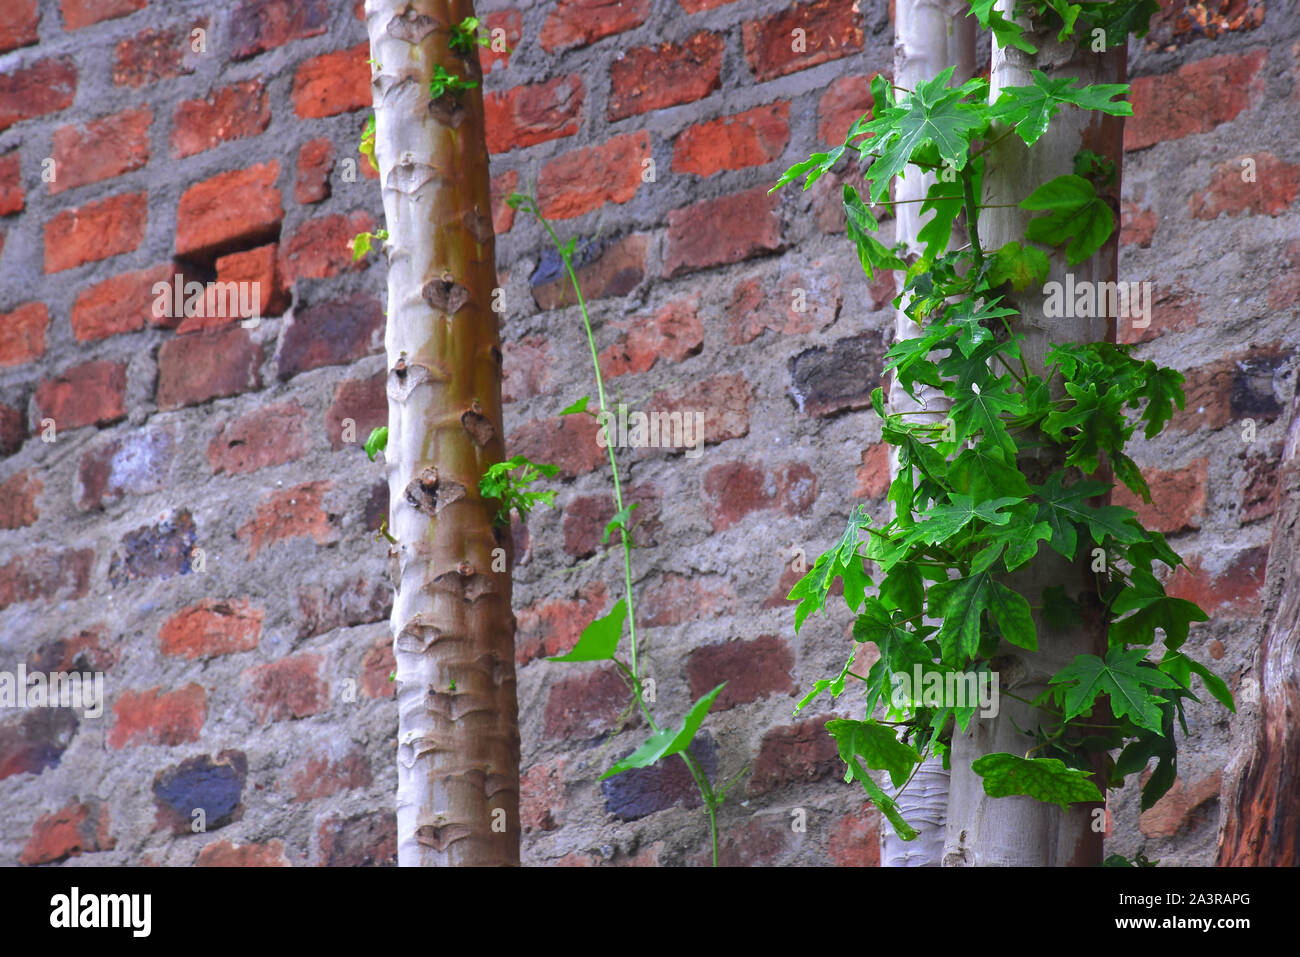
[[1219, 391, 1300, 866], [881, 0, 974, 868], [365, 0, 520, 867], [941, 4, 1123, 866]]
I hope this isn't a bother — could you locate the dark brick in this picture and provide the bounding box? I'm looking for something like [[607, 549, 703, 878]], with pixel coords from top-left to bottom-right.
[[278, 295, 383, 380], [601, 735, 717, 820], [0, 548, 94, 611], [157, 327, 262, 410], [788, 333, 886, 417], [687, 635, 796, 710], [107, 509, 198, 587], [543, 665, 631, 740], [318, 811, 397, 866], [295, 577, 391, 640], [153, 750, 246, 835], [530, 234, 647, 309], [0, 708, 78, 780], [230, 0, 331, 60], [748, 715, 841, 795], [28, 625, 118, 674]]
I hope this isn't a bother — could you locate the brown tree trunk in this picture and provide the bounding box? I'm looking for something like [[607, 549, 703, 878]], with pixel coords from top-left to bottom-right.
[[365, 0, 520, 867], [1219, 392, 1300, 866]]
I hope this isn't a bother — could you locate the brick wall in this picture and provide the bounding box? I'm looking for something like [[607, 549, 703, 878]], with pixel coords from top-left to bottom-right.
[[0, 0, 1295, 867]]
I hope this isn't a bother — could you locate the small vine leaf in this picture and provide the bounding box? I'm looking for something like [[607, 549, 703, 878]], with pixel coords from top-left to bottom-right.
[[548, 599, 626, 663], [599, 683, 725, 780], [601, 504, 639, 544], [559, 396, 590, 416], [364, 426, 389, 461]]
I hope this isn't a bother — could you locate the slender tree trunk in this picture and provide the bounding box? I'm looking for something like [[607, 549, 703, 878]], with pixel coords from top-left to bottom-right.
[[365, 0, 520, 867], [941, 5, 1123, 866], [881, 0, 974, 868], [1219, 392, 1300, 866]]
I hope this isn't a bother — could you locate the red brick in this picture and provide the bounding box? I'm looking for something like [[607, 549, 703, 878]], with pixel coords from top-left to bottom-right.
[[600, 297, 703, 377], [279, 210, 375, 281], [541, 0, 649, 52], [295, 137, 334, 204], [1120, 200, 1158, 248], [0, 151, 22, 215], [491, 169, 518, 233], [531, 234, 647, 308], [287, 748, 371, 802], [679, 0, 738, 9], [0, 58, 76, 132], [242, 653, 329, 724], [1165, 545, 1268, 616], [641, 573, 734, 627], [608, 31, 725, 120], [52, 108, 152, 197], [561, 486, 661, 558], [176, 162, 283, 259], [1125, 50, 1267, 150], [1189, 152, 1300, 219], [70, 264, 176, 342], [230, 0, 330, 60], [508, 413, 606, 479], [480, 9, 522, 72], [516, 582, 609, 664], [521, 756, 566, 833], [207, 399, 310, 475], [170, 80, 270, 158], [701, 815, 793, 866], [1139, 770, 1222, 837], [113, 20, 208, 88], [725, 265, 841, 343], [538, 131, 650, 220], [703, 459, 818, 530], [209, 243, 290, 323], [197, 839, 291, 867], [238, 481, 338, 557], [326, 370, 386, 451], [663, 185, 783, 276], [1112, 458, 1208, 534], [156, 326, 262, 410], [277, 294, 383, 380], [485, 75, 584, 154], [743, 0, 865, 82], [748, 715, 841, 794], [293, 42, 370, 118], [0, 403, 25, 457], [20, 801, 114, 866], [672, 102, 790, 177], [0, 302, 48, 367], [647, 373, 752, 447], [829, 805, 881, 866], [0, 471, 40, 529], [0, 0, 39, 53], [62, 0, 144, 29], [0, 548, 94, 611], [1241, 441, 1282, 524], [543, 665, 631, 740], [44, 192, 147, 272], [502, 336, 550, 404], [35, 359, 126, 429], [159, 599, 262, 659], [361, 631, 396, 699], [1117, 286, 1199, 345], [108, 684, 207, 749], [855, 444, 891, 499], [818, 73, 877, 144]]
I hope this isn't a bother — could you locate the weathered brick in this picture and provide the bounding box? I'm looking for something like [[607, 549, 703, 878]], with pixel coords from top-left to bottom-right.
[[0, 58, 76, 133], [292, 42, 370, 118], [541, 0, 649, 52], [646, 373, 752, 447], [45, 192, 147, 272], [1125, 49, 1267, 150], [113, 20, 207, 88], [20, 801, 114, 866], [788, 332, 886, 417], [672, 102, 790, 177], [480, 9, 522, 72], [531, 234, 647, 308], [175, 162, 283, 259], [363, 479, 389, 533], [295, 137, 334, 204], [502, 337, 551, 404], [818, 73, 877, 144], [543, 665, 631, 740], [0, 548, 94, 611], [538, 131, 650, 220], [562, 485, 661, 558], [702, 813, 794, 866], [35, 359, 127, 429], [491, 168, 518, 233], [242, 653, 329, 724], [703, 459, 818, 530], [280, 210, 375, 281], [687, 635, 795, 710], [854, 444, 891, 499], [748, 715, 840, 795], [295, 576, 390, 640], [238, 481, 338, 557], [516, 582, 609, 664], [197, 839, 290, 866], [109, 684, 207, 749], [208, 399, 310, 475], [76, 425, 176, 510], [1120, 200, 1158, 248], [725, 266, 841, 343], [1189, 152, 1300, 219], [171, 80, 270, 158], [602, 736, 717, 820], [326, 370, 386, 451], [50, 107, 151, 193], [229, 0, 331, 60], [1112, 458, 1208, 533], [0, 403, 25, 456], [663, 185, 783, 276], [0, 709, 78, 780], [1145, 0, 1265, 47], [507, 413, 606, 479], [743, 0, 864, 82], [608, 31, 725, 121], [277, 294, 383, 379], [1117, 286, 1199, 345], [0, 470, 40, 529], [208, 243, 290, 322], [0, 0, 39, 53], [641, 573, 734, 627], [1241, 441, 1282, 524], [287, 748, 372, 802], [62, 0, 144, 29], [159, 598, 263, 659], [107, 509, 198, 587], [156, 326, 263, 410], [153, 750, 246, 834], [1168, 346, 1289, 433], [521, 756, 566, 833], [70, 264, 176, 341], [317, 811, 397, 866], [829, 805, 881, 866], [1139, 770, 1222, 837], [27, 625, 117, 674], [485, 75, 584, 154], [601, 297, 703, 378], [1165, 545, 1268, 616], [361, 630, 396, 699], [0, 151, 22, 215], [0, 302, 49, 367]]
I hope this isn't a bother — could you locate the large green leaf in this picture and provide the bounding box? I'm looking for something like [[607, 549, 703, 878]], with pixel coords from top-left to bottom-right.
[[1159, 650, 1235, 713], [826, 718, 921, 788], [600, 683, 725, 779], [990, 70, 1131, 146], [971, 753, 1104, 810], [902, 493, 1022, 548], [928, 569, 1036, 664], [788, 505, 873, 630], [1021, 174, 1114, 265], [1032, 474, 1142, 559], [1049, 647, 1182, 733]]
